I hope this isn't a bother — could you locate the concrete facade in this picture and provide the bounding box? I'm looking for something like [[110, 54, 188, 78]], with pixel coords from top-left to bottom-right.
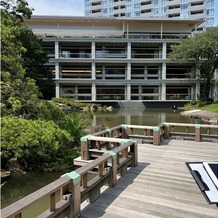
[[25, 16, 217, 107], [85, 0, 215, 30]]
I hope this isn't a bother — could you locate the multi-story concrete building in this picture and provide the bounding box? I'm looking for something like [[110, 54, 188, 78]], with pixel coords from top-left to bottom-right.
[[26, 16, 216, 107], [85, 0, 215, 30]]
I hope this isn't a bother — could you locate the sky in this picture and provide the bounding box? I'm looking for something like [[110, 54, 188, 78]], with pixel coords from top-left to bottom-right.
[[27, 0, 85, 16], [27, 0, 217, 25]]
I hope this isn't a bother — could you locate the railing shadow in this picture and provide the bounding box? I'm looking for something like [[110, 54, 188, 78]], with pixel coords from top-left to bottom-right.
[[81, 162, 150, 217]]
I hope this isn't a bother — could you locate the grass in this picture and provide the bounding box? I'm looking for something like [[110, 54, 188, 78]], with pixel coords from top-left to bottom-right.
[[199, 103, 218, 113]]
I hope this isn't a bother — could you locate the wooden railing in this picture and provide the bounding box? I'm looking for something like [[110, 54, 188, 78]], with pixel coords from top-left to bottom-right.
[[1, 139, 137, 218], [2, 122, 217, 218]]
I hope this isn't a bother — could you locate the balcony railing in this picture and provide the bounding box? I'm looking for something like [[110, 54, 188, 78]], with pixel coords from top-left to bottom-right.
[[59, 52, 91, 58], [40, 33, 189, 40]]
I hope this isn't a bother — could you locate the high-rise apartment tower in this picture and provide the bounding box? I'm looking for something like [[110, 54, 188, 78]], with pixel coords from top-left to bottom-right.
[[85, 0, 215, 30]]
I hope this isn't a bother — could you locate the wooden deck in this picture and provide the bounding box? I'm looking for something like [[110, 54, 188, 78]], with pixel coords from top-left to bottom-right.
[[81, 139, 218, 218]]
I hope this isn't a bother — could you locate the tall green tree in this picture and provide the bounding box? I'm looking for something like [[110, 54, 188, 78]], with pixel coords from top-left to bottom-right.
[[1, 9, 41, 117], [168, 27, 218, 101], [1, 0, 54, 117]]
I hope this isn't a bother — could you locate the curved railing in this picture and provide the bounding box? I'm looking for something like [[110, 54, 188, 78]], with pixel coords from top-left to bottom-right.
[[2, 122, 217, 218]]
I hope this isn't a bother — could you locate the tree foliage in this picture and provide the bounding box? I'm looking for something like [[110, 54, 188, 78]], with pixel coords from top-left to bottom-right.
[[1, 117, 73, 171], [168, 27, 218, 101], [1, 0, 54, 117], [1, 9, 41, 117]]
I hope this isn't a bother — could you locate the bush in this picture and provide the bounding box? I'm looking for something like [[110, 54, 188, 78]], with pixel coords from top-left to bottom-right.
[[35, 100, 65, 122], [57, 112, 91, 146], [1, 117, 73, 171]]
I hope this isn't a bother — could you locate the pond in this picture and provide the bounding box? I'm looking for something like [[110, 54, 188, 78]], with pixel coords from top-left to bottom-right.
[[1, 108, 203, 209]]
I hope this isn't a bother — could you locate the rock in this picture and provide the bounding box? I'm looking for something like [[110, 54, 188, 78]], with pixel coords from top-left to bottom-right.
[[106, 106, 113, 111], [180, 110, 218, 124]]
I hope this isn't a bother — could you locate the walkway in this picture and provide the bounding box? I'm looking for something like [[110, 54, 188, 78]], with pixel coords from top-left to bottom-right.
[[81, 139, 218, 218]]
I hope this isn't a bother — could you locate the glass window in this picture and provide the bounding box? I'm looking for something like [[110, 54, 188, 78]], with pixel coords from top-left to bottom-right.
[[134, 11, 141, 16], [154, 8, 159, 15], [126, 4, 133, 11], [206, 0, 214, 7], [154, 0, 159, 6], [126, 12, 131, 17], [180, 12, 188, 18], [206, 9, 214, 16], [134, 3, 140, 9], [181, 3, 188, 10], [206, 18, 214, 26], [103, 8, 107, 14], [161, 7, 166, 13]]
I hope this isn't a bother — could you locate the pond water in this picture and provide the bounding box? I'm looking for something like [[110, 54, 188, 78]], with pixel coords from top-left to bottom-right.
[[1, 108, 204, 209]]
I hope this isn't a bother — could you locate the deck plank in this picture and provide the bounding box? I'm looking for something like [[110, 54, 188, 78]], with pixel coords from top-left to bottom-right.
[[81, 139, 218, 218]]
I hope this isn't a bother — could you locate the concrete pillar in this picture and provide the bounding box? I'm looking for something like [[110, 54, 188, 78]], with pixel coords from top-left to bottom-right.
[[162, 42, 167, 59], [75, 85, 78, 100], [55, 83, 60, 98], [162, 83, 166, 100], [102, 65, 105, 80], [92, 83, 96, 101], [162, 62, 166, 79], [127, 42, 131, 59], [144, 65, 147, 79], [55, 41, 59, 58], [139, 85, 142, 100], [92, 62, 96, 79], [55, 62, 60, 79], [127, 83, 131, 101], [91, 41, 95, 59], [196, 81, 200, 100], [127, 62, 131, 80]]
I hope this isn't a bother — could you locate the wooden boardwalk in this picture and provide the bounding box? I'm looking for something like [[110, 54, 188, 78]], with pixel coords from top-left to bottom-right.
[[81, 139, 218, 218]]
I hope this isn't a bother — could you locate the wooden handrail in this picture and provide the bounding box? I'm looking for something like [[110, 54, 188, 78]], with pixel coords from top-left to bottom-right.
[[2, 138, 136, 218], [2, 122, 217, 218], [1, 176, 71, 218]]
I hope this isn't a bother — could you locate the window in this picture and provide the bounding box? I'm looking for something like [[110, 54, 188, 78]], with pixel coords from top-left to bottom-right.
[[206, 0, 214, 7], [154, 8, 159, 15], [206, 9, 214, 16], [134, 3, 141, 9], [181, 3, 188, 10], [206, 18, 214, 26], [134, 11, 141, 16], [180, 12, 188, 18]]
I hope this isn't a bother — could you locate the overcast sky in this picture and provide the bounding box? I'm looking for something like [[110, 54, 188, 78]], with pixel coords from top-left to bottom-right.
[[27, 0, 217, 25]]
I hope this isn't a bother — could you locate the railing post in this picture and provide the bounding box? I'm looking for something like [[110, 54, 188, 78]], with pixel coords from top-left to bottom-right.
[[105, 151, 117, 187], [153, 127, 160, 145], [195, 124, 201, 142], [163, 122, 169, 139], [121, 124, 128, 138], [50, 192, 56, 212], [80, 135, 92, 160], [15, 213, 22, 218], [62, 171, 81, 218], [130, 140, 138, 167], [106, 129, 112, 149]]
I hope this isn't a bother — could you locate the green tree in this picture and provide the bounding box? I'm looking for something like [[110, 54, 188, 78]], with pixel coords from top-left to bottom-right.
[[1, 0, 54, 116], [19, 24, 54, 99], [1, 117, 73, 171], [168, 27, 218, 101], [1, 9, 41, 117]]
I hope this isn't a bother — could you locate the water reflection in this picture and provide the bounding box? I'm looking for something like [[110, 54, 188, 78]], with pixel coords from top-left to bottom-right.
[[92, 108, 201, 128]]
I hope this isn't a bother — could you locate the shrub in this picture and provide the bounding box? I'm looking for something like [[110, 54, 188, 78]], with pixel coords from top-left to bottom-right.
[[57, 112, 91, 146], [1, 117, 72, 171]]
